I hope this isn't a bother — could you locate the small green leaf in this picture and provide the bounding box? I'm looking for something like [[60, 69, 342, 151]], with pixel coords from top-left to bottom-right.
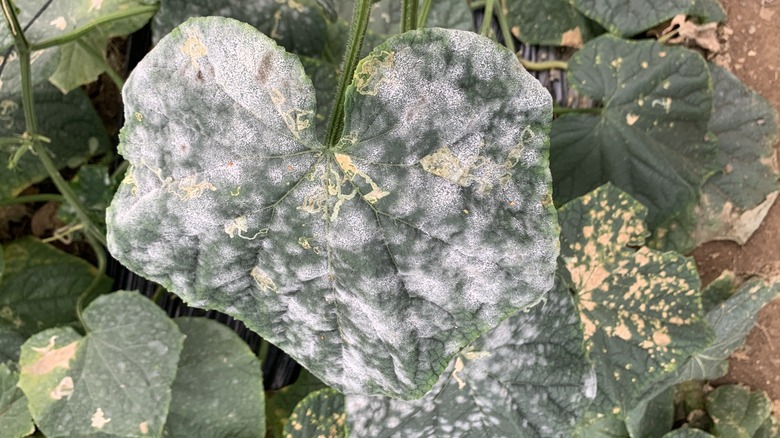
[[625, 386, 675, 438], [107, 17, 558, 398], [700, 270, 735, 313], [0, 323, 25, 366], [694, 64, 779, 246], [558, 184, 713, 415], [570, 0, 694, 37], [755, 415, 780, 438], [423, 0, 472, 30], [346, 266, 594, 437], [0, 238, 111, 337], [571, 411, 629, 438], [57, 165, 118, 234], [0, 80, 110, 200], [164, 318, 265, 438], [689, 0, 727, 23], [153, 0, 328, 56], [285, 388, 345, 438], [0, 363, 34, 438], [507, 0, 599, 47], [551, 35, 716, 228], [266, 370, 326, 438], [17, 291, 184, 437], [663, 429, 715, 437], [707, 385, 773, 437]]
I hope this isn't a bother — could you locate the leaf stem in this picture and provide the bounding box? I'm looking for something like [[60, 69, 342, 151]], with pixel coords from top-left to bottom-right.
[[401, 0, 418, 33], [658, 29, 680, 44], [518, 57, 568, 71], [1, 0, 107, 247], [0, 193, 63, 205], [324, 0, 372, 147], [553, 106, 601, 116], [479, 0, 495, 37], [417, 0, 432, 28], [495, 0, 516, 54], [76, 232, 107, 332], [76, 38, 124, 89], [29, 5, 159, 51]]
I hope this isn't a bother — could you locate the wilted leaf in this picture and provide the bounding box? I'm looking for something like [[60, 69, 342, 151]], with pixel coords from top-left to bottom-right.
[[570, 0, 695, 37], [266, 370, 325, 438], [107, 18, 557, 398], [551, 35, 716, 228], [0, 238, 111, 337], [707, 385, 773, 437], [153, 0, 328, 56], [346, 266, 594, 437], [285, 388, 345, 438], [0, 364, 34, 438], [694, 64, 779, 246], [164, 318, 265, 437], [507, 0, 598, 47], [17, 291, 184, 437], [558, 184, 712, 416]]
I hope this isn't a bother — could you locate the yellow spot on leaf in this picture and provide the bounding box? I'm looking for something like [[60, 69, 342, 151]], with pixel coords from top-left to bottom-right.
[[91, 408, 111, 429], [181, 34, 207, 68], [139, 421, 149, 434], [50, 376, 74, 400], [24, 337, 78, 376], [251, 267, 277, 293], [561, 27, 583, 48], [626, 113, 640, 126], [354, 51, 395, 96], [49, 17, 67, 30]]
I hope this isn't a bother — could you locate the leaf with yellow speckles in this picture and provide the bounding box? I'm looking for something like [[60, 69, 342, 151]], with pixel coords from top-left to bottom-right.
[[163, 318, 265, 437], [706, 385, 774, 437], [266, 370, 326, 438], [558, 184, 713, 416], [17, 292, 183, 437], [284, 388, 346, 438], [551, 35, 717, 229], [570, 0, 697, 37]]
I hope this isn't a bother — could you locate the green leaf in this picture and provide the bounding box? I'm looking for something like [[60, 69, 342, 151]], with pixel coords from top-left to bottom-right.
[[707, 385, 773, 437], [285, 388, 345, 438], [107, 17, 558, 398], [700, 270, 735, 313], [689, 0, 727, 23], [17, 291, 184, 437], [57, 165, 118, 234], [164, 318, 265, 438], [625, 386, 675, 438], [551, 35, 716, 228], [153, 0, 328, 56], [266, 370, 326, 438], [694, 64, 779, 246], [663, 429, 715, 437], [570, 0, 694, 37], [300, 56, 339, 141], [572, 411, 629, 438], [346, 265, 594, 437], [755, 415, 780, 438], [0, 78, 110, 200], [423, 0, 472, 30], [0, 363, 34, 438], [0, 238, 111, 338], [506, 0, 598, 47], [558, 184, 713, 415], [0, 323, 25, 366]]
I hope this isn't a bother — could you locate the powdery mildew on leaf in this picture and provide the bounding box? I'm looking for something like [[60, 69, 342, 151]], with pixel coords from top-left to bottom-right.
[[107, 17, 557, 398], [346, 267, 593, 437], [558, 184, 712, 416], [17, 292, 183, 437]]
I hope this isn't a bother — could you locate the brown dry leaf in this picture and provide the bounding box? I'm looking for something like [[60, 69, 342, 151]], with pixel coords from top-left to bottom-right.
[[662, 14, 722, 53]]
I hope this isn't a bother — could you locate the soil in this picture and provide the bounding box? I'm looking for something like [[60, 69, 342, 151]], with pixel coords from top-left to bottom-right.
[[694, 0, 780, 416]]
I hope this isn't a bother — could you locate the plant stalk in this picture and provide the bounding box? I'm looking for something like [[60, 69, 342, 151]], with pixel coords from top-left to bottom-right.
[[479, 0, 495, 37], [76, 233, 107, 331], [417, 0, 432, 28], [553, 106, 602, 116], [401, 0, 418, 33], [0, 193, 63, 205], [76, 38, 125, 89], [495, 0, 516, 54], [518, 57, 569, 71], [324, 0, 372, 147]]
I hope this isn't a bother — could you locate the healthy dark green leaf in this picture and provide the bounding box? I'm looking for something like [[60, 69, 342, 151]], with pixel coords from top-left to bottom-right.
[[284, 388, 345, 438], [689, 0, 727, 23], [17, 291, 184, 437], [570, 0, 694, 37], [507, 0, 598, 47], [346, 265, 594, 437], [551, 35, 716, 228], [153, 0, 328, 56], [266, 370, 325, 438], [558, 184, 712, 416], [164, 318, 265, 438], [107, 17, 558, 398], [0, 238, 111, 338], [0, 363, 34, 438], [694, 64, 779, 246], [624, 386, 675, 438]]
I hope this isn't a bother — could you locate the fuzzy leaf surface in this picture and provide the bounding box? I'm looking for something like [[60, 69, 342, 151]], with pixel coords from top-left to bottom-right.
[[153, 0, 328, 55], [0, 238, 111, 338], [284, 388, 346, 438], [570, 0, 694, 36], [106, 17, 557, 398], [17, 292, 184, 437], [551, 35, 716, 228], [346, 266, 593, 437], [694, 64, 779, 246], [164, 318, 265, 437], [0, 364, 34, 438], [558, 184, 712, 416], [507, 0, 598, 47]]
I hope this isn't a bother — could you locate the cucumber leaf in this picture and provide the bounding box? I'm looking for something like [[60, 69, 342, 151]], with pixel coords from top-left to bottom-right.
[[0, 364, 34, 438], [266, 370, 326, 438], [57, 165, 118, 234], [164, 318, 265, 437], [707, 385, 773, 437], [346, 264, 594, 437], [106, 17, 558, 398], [507, 0, 599, 47], [17, 292, 184, 437], [0, 238, 111, 338], [570, 0, 694, 37], [551, 35, 716, 228], [285, 388, 345, 438]]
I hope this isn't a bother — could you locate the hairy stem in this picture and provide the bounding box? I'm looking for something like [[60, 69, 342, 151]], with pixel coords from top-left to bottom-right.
[[417, 0, 432, 28], [479, 0, 495, 37], [324, 0, 372, 147], [401, 0, 418, 33]]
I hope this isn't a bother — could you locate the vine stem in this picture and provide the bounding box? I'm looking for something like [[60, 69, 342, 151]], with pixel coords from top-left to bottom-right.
[[1, 0, 107, 249], [480, 0, 495, 37], [417, 0, 432, 28], [518, 57, 569, 71], [76, 39, 124, 89], [401, 0, 418, 33], [76, 233, 107, 331], [324, 0, 372, 147], [495, 0, 516, 54], [0, 193, 63, 205]]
